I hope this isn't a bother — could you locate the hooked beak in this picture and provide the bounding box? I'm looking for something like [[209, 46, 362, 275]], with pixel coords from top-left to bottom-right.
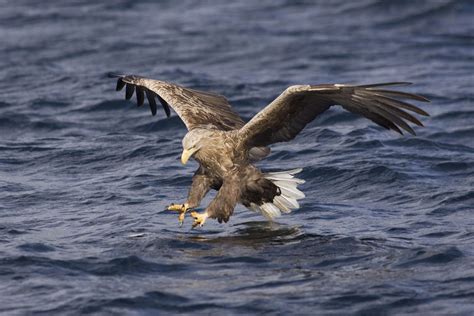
[[181, 147, 198, 165]]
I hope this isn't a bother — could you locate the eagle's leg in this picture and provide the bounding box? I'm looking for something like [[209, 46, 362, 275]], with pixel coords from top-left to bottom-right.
[[190, 176, 240, 228], [167, 167, 214, 226]]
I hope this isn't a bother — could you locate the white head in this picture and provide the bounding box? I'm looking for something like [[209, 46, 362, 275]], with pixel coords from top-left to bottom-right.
[[181, 130, 204, 164]]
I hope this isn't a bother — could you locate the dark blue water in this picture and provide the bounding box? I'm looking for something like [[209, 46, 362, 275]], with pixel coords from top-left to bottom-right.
[[1, 0, 473, 314]]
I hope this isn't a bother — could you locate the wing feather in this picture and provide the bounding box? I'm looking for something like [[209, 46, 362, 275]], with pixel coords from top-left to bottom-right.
[[366, 88, 430, 102], [355, 82, 412, 88], [109, 73, 244, 131], [109, 73, 270, 161], [340, 97, 403, 134], [239, 83, 429, 147], [116, 78, 126, 91], [125, 84, 135, 100], [136, 86, 145, 107], [145, 90, 157, 116], [369, 97, 424, 127], [156, 94, 171, 117], [360, 92, 430, 116]]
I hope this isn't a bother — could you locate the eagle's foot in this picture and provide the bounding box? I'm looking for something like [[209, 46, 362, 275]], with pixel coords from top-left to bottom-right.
[[190, 211, 208, 228], [167, 203, 189, 226]]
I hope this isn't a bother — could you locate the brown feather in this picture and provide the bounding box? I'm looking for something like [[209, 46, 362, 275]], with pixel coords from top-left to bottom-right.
[[370, 98, 424, 127], [206, 175, 241, 223], [342, 98, 403, 134], [366, 92, 430, 116], [239, 83, 428, 147], [367, 89, 430, 103], [352, 94, 415, 135]]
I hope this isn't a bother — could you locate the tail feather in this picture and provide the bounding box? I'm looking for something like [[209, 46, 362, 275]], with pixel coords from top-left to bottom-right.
[[265, 176, 305, 183], [274, 181, 306, 199], [260, 203, 282, 220], [278, 194, 300, 209], [266, 168, 303, 176], [247, 168, 305, 220], [264, 168, 304, 180], [273, 196, 292, 213]]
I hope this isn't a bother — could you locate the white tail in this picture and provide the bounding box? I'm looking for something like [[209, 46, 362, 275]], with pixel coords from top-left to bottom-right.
[[248, 168, 305, 220]]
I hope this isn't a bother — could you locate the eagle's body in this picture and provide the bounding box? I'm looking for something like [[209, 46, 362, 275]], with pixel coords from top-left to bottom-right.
[[182, 128, 283, 224], [109, 73, 429, 228], [191, 129, 239, 174]]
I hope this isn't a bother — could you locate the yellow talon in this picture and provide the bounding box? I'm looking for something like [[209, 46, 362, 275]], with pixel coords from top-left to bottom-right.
[[167, 203, 189, 226], [191, 211, 208, 228], [167, 203, 188, 212]]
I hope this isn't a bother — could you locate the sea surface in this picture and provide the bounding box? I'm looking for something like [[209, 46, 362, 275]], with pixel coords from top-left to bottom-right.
[[1, 0, 473, 315]]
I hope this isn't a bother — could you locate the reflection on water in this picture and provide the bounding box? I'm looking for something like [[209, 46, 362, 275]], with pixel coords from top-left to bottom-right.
[[190, 221, 305, 245]]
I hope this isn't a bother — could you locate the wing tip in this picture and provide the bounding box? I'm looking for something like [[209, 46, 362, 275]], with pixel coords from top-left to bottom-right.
[[421, 108, 431, 116], [107, 72, 125, 79], [109, 73, 172, 119], [408, 93, 431, 103], [108, 72, 142, 85]]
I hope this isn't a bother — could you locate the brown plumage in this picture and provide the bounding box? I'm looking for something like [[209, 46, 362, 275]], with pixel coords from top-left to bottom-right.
[[108, 73, 429, 228]]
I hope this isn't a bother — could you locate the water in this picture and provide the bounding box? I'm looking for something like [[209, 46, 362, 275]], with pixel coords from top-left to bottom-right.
[[1, 0, 473, 314]]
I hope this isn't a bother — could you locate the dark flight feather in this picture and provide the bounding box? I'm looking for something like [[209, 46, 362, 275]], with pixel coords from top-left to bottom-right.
[[136, 87, 145, 107], [125, 84, 135, 100], [367, 89, 430, 102], [146, 90, 158, 116], [156, 94, 171, 118], [116, 78, 126, 91]]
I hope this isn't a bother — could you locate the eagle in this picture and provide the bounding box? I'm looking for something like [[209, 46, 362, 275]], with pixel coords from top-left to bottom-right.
[[108, 73, 429, 228]]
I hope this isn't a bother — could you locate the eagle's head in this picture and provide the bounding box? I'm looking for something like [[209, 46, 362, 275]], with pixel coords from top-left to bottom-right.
[[181, 130, 205, 164]]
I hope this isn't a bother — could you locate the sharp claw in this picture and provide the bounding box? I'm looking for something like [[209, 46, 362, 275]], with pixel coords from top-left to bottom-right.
[[178, 212, 185, 227], [190, 211, 208, 229], [167, 203, 189, 226], [191, 222, 202, 229]]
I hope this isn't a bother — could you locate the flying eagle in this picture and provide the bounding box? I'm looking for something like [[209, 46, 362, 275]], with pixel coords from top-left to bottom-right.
[[108, 73, 429, 228]]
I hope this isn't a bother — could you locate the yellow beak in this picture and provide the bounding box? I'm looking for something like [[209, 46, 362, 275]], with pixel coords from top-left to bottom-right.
[[181, 148, 198, 165]]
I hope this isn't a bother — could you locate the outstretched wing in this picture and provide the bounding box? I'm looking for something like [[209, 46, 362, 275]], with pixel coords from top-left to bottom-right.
[[109, 73, 271, 161], [109, 73, 245, 131], [238, 82, 430, 147]]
